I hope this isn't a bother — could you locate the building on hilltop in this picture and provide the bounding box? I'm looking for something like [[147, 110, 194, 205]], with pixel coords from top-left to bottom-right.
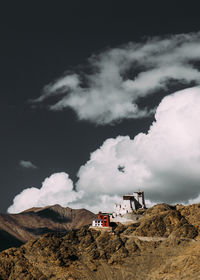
[[91, 191, 147, 228], [92, 212, 110, 228], [110, 191, 146, 224], [113, 191, 146, 218]]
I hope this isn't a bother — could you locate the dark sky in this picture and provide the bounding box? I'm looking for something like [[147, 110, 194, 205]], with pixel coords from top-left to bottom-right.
[[1, 1, 200, 212]]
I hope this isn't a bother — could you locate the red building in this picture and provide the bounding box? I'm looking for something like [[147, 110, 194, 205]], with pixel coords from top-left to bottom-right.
[[98, 213, 110, 227], [92, 212, 110, 227]]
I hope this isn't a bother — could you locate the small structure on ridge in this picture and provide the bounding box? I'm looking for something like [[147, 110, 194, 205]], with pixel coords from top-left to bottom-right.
[[111, 190, 146, 224], [92, 212, 110, 227], [113, 191, 146, 217], [91, 191, 147, 229]]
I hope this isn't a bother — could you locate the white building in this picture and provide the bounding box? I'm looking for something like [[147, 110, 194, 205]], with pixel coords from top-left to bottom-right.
[[92, 219, 103, 227], [112, 191, 146, 218]]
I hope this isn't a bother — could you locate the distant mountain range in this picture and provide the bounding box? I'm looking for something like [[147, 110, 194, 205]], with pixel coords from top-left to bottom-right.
[[0, 204, 96, 251]]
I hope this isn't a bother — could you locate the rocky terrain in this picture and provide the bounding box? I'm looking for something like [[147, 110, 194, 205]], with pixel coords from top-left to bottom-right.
[[0, 205, 96, 251], [1, 203, 200, 279]]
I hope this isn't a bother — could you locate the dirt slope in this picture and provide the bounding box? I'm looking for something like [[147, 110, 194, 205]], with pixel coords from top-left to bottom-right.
[[0, 205, 96, 251], [1, 203, 200, 279]]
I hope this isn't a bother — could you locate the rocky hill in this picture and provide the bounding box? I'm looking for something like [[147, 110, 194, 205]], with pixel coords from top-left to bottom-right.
[[0, 205, 96, 251], [1, 203, 200, 279]]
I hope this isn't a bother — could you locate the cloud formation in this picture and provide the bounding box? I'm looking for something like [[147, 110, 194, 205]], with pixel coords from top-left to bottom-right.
[[8, 173, 83, 213], [76, 87, 200, 206], [34, 32, 200, 124], [19, 160, 37, 169], [9, 87, 200, 213]]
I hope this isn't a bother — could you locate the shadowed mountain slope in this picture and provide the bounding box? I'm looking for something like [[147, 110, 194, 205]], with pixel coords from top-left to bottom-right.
[[0, 205, 96, 251]]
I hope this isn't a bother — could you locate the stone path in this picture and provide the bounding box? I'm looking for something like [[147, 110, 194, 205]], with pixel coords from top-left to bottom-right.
[[122, 234, 167, 242]]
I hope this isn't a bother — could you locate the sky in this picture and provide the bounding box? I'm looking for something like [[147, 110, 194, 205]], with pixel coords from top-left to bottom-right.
[[2, 1, 200, 213]]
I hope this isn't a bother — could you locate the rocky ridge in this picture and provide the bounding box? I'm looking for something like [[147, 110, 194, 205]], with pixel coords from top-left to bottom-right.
[[0, 204, 96, 251], [1, 203, 200, 279]]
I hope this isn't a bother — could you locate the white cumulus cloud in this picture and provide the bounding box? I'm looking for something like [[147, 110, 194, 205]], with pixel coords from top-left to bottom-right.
[[8, 172, 83, 213], [33, 32, 200, 124], [75, 87, 200, 207]]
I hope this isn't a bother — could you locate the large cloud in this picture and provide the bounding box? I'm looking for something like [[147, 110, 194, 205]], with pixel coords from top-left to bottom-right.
[[33, 32, 200, 124], [8, 87, 200, 213], [75, 87, 200, 206]]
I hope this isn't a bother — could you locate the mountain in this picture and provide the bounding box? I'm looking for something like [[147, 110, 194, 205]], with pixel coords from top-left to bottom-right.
[[0, 204, 96, 251], [0, 203, 200, 279]]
